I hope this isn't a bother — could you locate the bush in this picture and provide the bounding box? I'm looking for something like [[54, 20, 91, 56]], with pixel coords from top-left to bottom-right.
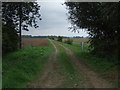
[[57, 36, 63, 42], [2, 26, 19, 55], [64, 39, 73, 45], [49, 36, 54, 40]]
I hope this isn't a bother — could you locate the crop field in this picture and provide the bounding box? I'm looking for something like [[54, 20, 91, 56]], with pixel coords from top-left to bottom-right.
[[63, 38, 89, 43], [72, 38, 89, 43], [22, 38, 48, 47]]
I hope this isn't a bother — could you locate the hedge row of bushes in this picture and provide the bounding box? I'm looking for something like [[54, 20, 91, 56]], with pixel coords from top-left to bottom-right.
[[64, 39, 73, 45], [49, 36, 73, 45]]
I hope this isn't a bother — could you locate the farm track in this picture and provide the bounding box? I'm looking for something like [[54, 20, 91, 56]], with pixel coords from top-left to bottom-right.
[[27, 40, 66, 88], [58, 43, 114, 88], [27, 40, 114, 88]]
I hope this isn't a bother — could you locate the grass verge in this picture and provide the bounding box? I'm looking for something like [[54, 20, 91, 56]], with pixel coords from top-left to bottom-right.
[[56, 42, 84, 88], [2, 40, 53, 88], [57, 41, 119, 87]]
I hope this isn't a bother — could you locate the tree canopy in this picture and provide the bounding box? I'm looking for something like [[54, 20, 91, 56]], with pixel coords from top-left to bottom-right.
[[2, 2, 41, 54], [2, 2, 41, 31], [65, 2, 119, 60]]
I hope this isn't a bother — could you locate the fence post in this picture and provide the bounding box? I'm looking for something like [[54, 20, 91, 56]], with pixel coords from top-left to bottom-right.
[[81, 42, 84, 50]]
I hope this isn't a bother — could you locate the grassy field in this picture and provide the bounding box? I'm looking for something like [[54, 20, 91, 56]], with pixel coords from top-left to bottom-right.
[[2, 39, 54, 88], [58, 40, 119, 87]]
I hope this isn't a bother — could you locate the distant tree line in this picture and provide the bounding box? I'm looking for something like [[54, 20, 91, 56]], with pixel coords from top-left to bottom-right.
[[22, 35, 49, 38], [2, 2, 41, 55], [22, 35, 86, 39], [65, 2, 119, 61]]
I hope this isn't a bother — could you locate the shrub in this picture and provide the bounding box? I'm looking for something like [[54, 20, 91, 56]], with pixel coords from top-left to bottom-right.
[[2, 26, 19, 55], [49, 36, 54, 40], [57, 36, 63, 42], [64, 39, 73, 45]]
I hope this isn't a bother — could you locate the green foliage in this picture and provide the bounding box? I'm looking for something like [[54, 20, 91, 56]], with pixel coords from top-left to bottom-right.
[[65, 2, 119, 61], [49, 36, 55, 40], [64, 38, 73, 45], [2, 2, 41, 31], [2, 45, 53, 88], [2, 2, 41, 51], [57, 36, 63, 42], [2, 26, 19, 55]]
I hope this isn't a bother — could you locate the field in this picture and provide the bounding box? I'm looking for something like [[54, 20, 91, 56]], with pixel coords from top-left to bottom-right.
[[22, 38, 48, 47], [3, 38, 119, 88], [63, 38, 89, 43]]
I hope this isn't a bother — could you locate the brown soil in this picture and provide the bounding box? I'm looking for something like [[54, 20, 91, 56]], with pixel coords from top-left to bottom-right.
[[58, 43, 114, 88], [63, 38, 89, 43], [22, 38, 48, 47]]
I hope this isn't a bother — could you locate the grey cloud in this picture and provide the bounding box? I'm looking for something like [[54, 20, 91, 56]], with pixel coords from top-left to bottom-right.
[[22, 1, 88, 37]]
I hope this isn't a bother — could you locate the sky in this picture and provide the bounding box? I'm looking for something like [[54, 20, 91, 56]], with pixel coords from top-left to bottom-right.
[[22, 1, 89, 37]]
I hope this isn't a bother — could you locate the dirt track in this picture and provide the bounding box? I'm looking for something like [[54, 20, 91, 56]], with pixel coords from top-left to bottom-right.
[[27, 40, 114, 88], [27, 40, 66, 88], [59, 43, 114, 88]]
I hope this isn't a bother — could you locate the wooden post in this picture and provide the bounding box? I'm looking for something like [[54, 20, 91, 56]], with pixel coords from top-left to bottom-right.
[[81, 42, 84, 50]]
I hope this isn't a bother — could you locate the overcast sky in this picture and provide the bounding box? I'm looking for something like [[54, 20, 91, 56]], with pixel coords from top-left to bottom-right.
[[22, 1, 89, 37]]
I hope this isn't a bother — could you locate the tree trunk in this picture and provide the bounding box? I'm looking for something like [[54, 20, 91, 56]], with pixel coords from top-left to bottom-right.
[[19, 4, 22, 49]]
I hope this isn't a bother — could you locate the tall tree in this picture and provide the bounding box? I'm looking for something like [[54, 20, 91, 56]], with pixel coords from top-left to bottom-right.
[[65, 2, 119, 60], [2, 2, 41, 48]]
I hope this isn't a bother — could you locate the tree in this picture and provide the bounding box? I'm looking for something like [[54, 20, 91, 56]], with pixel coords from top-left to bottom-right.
[[64, 38, 73, 45], [65, 2, 119, 60], [57, 36, 63, 42], [2, 26, 19, 54], [49, 36, 55, 40], [2, 2, 41, 48]]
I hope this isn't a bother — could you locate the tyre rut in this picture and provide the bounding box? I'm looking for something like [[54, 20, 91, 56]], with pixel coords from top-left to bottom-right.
[[27, 40, 65, 88], [58, 43, 114, 88]]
